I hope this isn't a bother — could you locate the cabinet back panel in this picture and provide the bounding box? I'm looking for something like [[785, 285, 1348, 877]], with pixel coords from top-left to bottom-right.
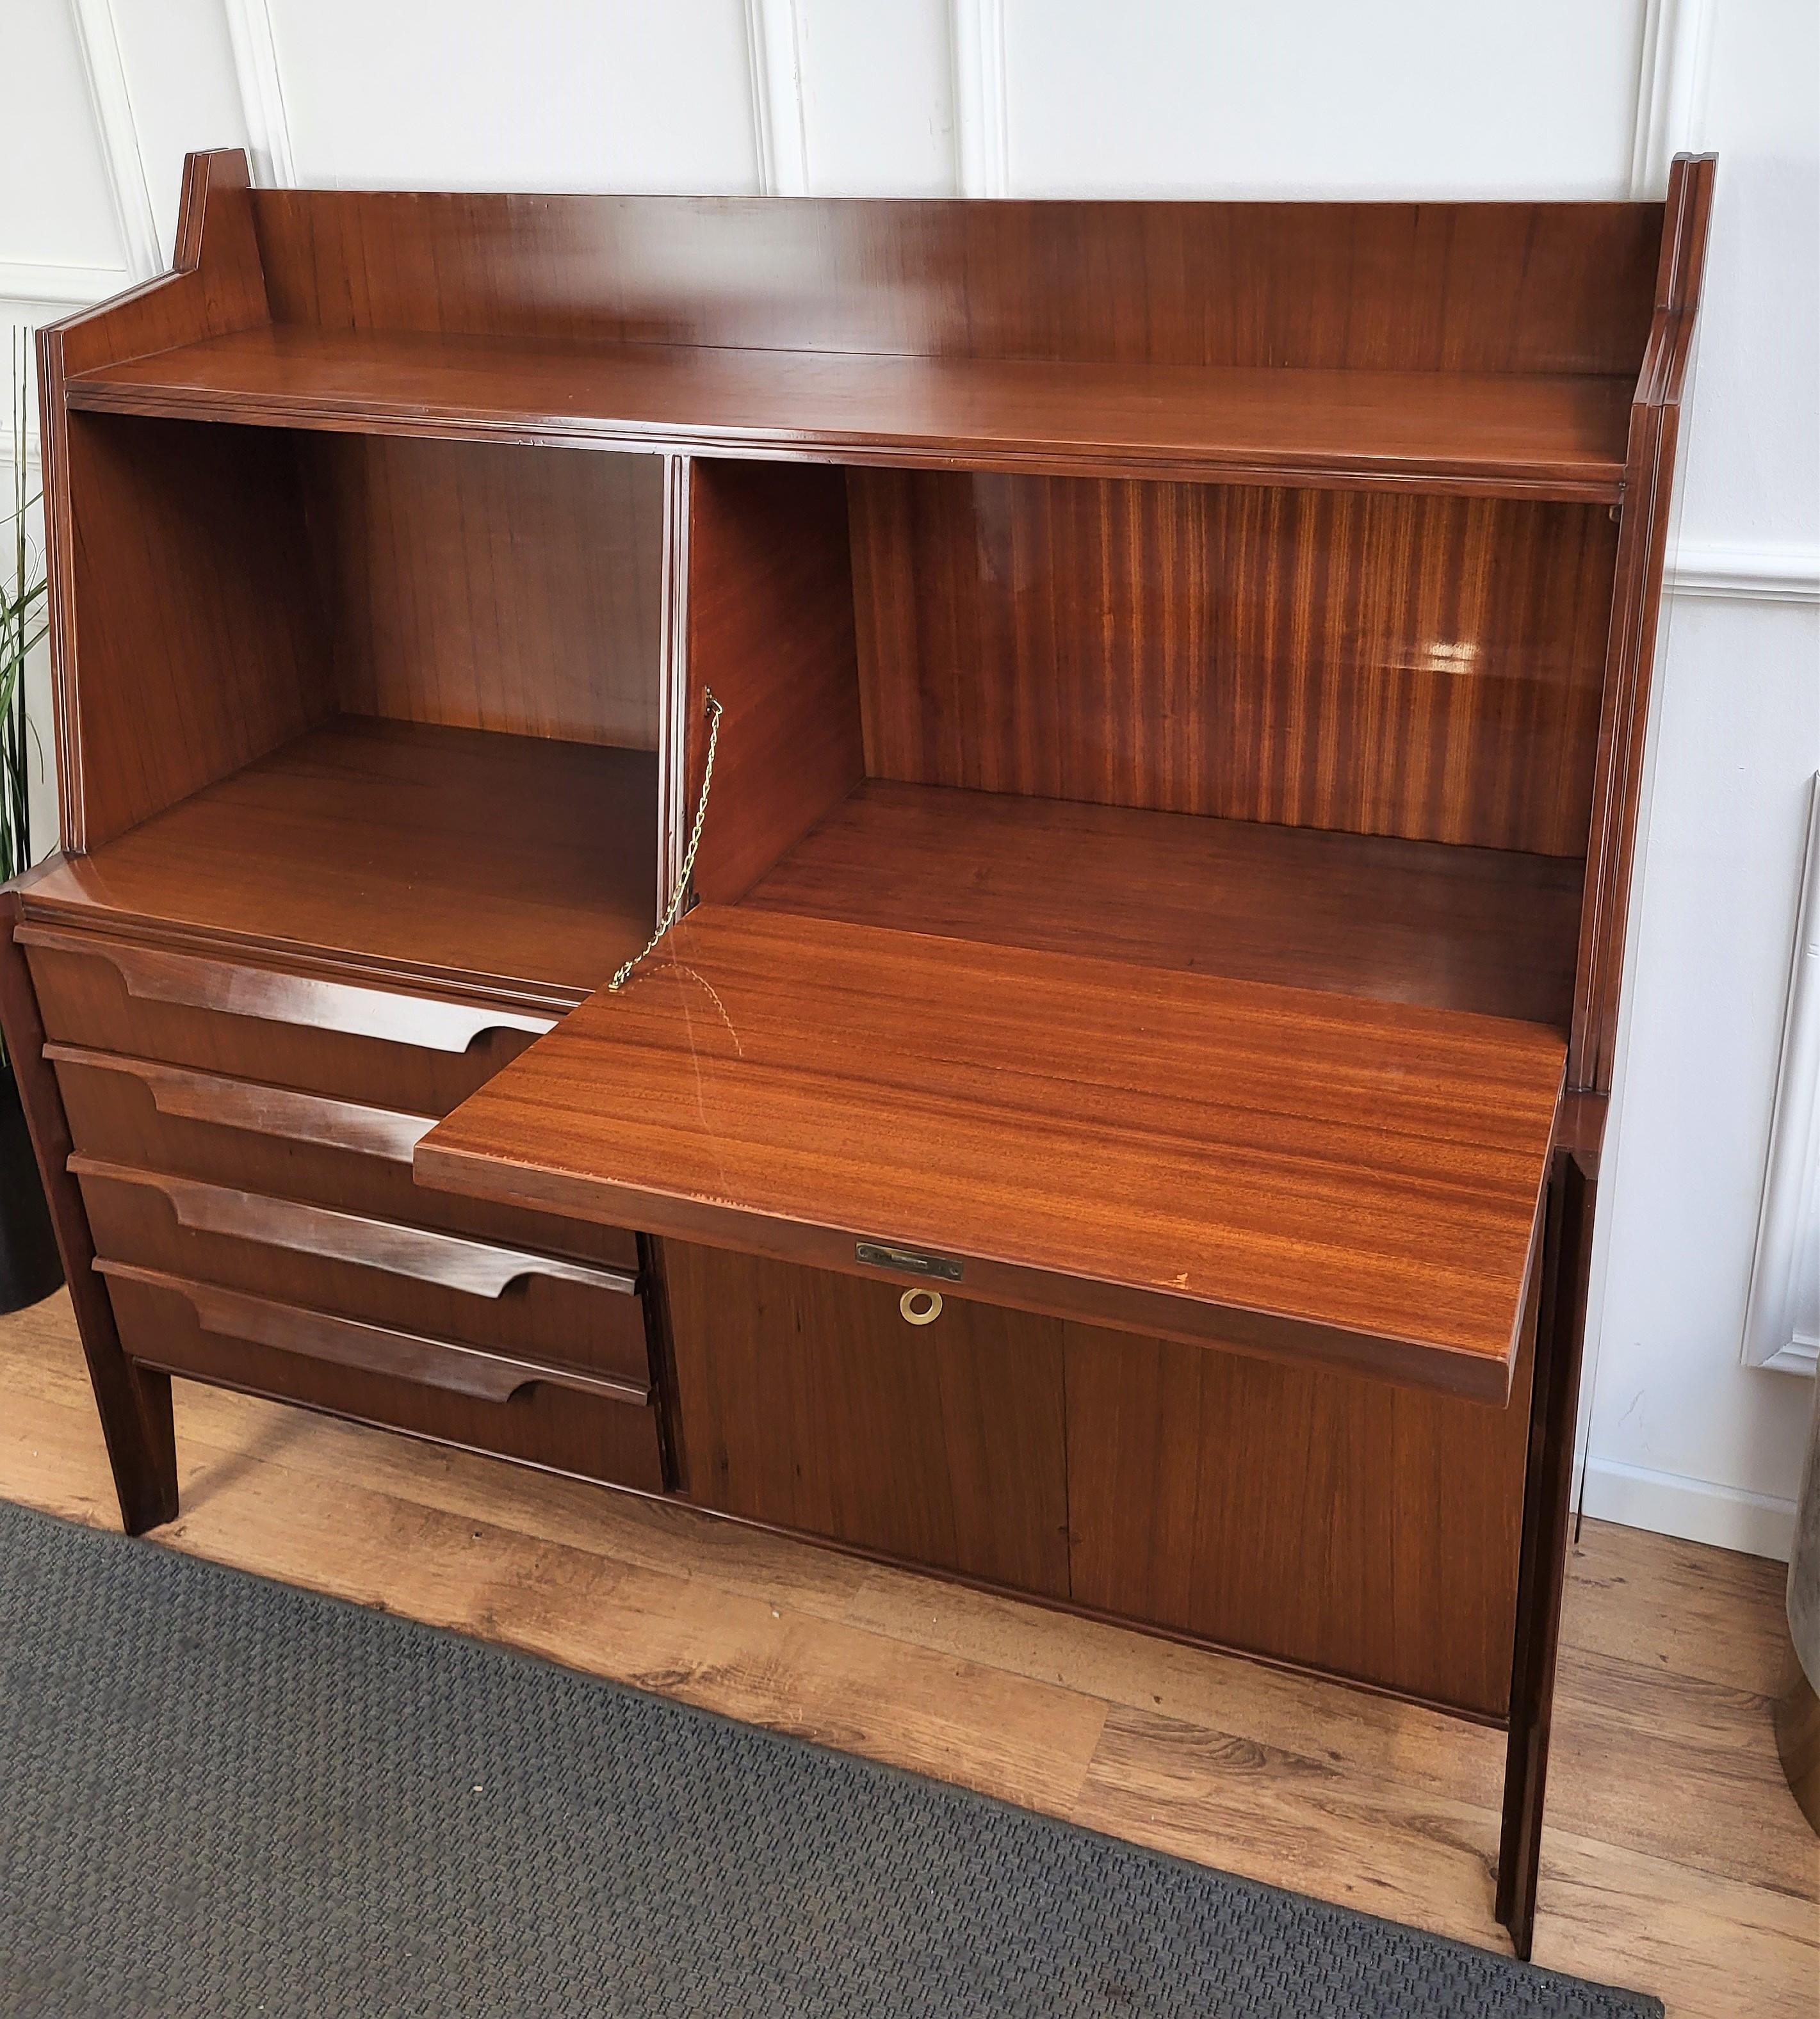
[[852, 471, 1616, 857], [64, 414, 332, 851], [250, 191, 1657, 378], [300, 437, 664, 749]]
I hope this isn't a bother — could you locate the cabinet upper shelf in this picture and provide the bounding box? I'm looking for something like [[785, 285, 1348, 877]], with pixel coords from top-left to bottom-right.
[[65, 326, 1636, 498]]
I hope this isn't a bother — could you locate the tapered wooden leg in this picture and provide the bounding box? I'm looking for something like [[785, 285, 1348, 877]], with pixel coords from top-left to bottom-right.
[[0, 888, 179, 1533], [1497, 1149, 1596, 1959]]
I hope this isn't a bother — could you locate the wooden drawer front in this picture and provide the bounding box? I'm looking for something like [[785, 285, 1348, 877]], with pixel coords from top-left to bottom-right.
[[75, 1160, 652, 1389], [100, 1261, 666, 1494], [49, 1045, 640, 1272], [21, 925, 551, 1115]]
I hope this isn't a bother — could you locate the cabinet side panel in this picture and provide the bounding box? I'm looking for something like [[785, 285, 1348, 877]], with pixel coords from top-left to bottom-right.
[[852, 473, 1616, 857], [65, 414, 332, 850], [663, 1240, 1071, 1599], [1064, 1318, 1536, 1717], [685, 462, 865, 904], [302, 437, 665, 750]]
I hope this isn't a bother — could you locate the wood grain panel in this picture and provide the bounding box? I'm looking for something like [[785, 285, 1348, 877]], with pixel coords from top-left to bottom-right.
[[300, 435, 663, 749], [76, 1161, 653, 1390], [745, 781, 1582, 1026], [417, 907, 1564, 1399], [47, 1045, 642, 1271], [1063, 1317, 1534, 1718], [22, 930, 548, 1117], [63, 412, 330, 850], [20, 717, 658, 997], [245, 189, 1659, 377], [662, 1240, 1070, 1598], [102, 1265, 665, 1495], [852, 473, 1617, 856], [66, 332, 1638, 499], [683, 460, 864, 905]]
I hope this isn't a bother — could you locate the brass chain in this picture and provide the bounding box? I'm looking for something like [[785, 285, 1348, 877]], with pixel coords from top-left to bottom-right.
[[608, 688, 723, 993]]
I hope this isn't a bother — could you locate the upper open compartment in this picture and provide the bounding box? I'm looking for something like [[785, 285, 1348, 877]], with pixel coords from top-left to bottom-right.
[[28, 412, 667, 1000]]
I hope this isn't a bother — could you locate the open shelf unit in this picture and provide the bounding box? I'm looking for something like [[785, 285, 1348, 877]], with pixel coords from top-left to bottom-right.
[[13, 150, 1716, 1961]]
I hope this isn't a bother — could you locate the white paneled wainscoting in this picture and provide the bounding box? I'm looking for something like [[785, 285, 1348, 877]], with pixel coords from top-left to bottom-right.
[[8, 0, 1817, 1558]]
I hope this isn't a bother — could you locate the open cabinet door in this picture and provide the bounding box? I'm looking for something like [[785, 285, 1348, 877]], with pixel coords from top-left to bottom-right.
[[414, 903, 1562, 1403]]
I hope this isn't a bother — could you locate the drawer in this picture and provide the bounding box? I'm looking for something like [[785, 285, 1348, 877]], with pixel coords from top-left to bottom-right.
[[75, 1158, 652, 1389], [100, 1260, 667, 1495], [20, 924, 549, 1115], [49, 1044, 640, 1272]]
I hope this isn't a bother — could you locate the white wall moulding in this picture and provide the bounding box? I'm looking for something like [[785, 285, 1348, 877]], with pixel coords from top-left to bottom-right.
[[1665, 547, 1820, 605], [222, 0, 296, 186], [950, 0, 1009, 197], [0, 261, 128, 308], [1583, 1455, 1798, 1561], [67, 0, 162, 280], [1743, 775, 1820, 1379], [1630, 0, 1714, 197], [744, 0, 809, 196]]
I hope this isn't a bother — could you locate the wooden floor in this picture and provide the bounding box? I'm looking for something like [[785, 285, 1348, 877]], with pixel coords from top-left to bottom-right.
[[4, 1290, 1814, 2015]]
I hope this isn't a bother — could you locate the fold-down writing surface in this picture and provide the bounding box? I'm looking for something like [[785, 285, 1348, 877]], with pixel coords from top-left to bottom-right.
[[414, 909, 1564, 1401]]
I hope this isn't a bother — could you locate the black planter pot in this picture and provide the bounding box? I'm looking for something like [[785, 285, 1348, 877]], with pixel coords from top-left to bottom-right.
[[0, 1062, 63, 1315]]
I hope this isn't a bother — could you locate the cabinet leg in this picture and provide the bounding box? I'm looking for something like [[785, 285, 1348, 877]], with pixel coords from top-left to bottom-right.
[[1497, 1150, 1595, 1960], [0, 891, 179, 1534]]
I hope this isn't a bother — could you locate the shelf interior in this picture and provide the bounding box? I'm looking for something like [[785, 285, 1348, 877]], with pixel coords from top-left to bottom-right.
[[25, 716, 659, 998], [744, 780, 1582, 1029], [67, 325, 1634, 498]]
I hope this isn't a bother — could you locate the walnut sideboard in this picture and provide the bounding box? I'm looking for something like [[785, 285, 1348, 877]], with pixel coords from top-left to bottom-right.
[[1, 149, 1714, 1959]]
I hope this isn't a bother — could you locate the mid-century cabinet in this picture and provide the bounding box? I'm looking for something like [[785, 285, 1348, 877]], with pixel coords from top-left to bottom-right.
[[2, 149, 1714, 1959]]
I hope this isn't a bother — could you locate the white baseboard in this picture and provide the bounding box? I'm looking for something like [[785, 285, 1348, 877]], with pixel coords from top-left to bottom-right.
[[1581, 1455, 1797, 1562]]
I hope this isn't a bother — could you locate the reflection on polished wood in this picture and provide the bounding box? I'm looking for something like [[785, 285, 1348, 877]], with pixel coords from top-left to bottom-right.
[[2, 1292, 1811, 2019], [850, 473, 1618, 855], [746, 779, 1583, 1025], [418, 906, 1564, 1399]]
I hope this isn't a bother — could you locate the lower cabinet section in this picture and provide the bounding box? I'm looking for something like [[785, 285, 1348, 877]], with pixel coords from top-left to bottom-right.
[[661, 1240, 1073, 1598], [102, 1262, 669, 1495], [1062, 1326, 1533, 1717], [657, 1242, 1533, 1719]]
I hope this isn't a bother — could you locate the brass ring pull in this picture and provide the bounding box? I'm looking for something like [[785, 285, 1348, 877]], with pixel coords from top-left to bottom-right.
[[900, 1288, 943, 1326]]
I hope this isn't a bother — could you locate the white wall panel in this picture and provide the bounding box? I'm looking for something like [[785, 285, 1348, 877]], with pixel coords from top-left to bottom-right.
[[109, 0, 248, 252], [264, 0, 761, 192], [794, 0, 955, 195], [1000, 0, 1648, 197], [0, 0, 124, 272], [1581, 594, 1818, 1556], [1672, 0, 1819, 554]]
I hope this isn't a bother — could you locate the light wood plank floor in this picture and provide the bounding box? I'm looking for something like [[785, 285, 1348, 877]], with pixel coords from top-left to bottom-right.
[[4, 1291, 1814, 2016]]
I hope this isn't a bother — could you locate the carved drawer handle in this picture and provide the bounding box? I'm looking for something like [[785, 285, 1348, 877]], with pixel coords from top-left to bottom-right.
[[72, 1158, 637, 1300], [96, 1259, 648, 1406], [19, 924, 554, 1054], [46, 1045, 434, 1163]]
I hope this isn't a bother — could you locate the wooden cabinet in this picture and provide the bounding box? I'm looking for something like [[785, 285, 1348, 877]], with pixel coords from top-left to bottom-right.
[[1, 145, 1714, 1959], [1063, 1322, 1535, 1718], [663, 1242, 1071, 1599]]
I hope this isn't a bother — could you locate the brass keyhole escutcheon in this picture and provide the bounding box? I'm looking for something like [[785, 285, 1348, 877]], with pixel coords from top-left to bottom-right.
[[900, 1288, 943, 1326]]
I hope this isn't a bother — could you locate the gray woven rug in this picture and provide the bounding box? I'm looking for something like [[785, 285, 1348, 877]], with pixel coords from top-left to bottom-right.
[[0, 1497, 1659, 2019]]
